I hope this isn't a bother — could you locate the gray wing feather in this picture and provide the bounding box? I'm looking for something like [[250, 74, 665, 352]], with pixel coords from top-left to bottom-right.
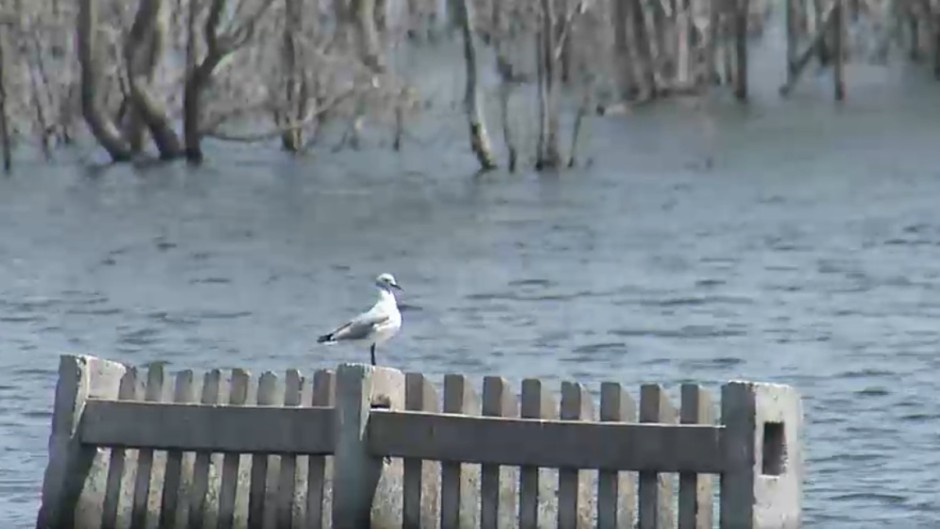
[[328, 312, 390, 341]]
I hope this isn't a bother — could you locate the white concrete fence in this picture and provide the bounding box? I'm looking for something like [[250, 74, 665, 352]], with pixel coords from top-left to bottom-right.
[[35, 354, 803, 529]]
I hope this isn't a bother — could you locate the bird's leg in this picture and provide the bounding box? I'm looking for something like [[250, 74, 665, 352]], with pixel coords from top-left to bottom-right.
[[370, 343, 376, 366]]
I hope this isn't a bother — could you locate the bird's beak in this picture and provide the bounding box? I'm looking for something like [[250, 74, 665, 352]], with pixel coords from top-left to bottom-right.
[[391, 283, 403, 291]]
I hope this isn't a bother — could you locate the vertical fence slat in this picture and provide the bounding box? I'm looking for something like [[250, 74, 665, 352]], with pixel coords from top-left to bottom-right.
[[188, 369, 222, 529], [131, 364, 165, 528], [440, 374, 478, 529], [679, 384, 715, 529], [481, 376, 515, 529], [248, 372, 278, 528], [278, 369, 304, 529], [159, 370, 195, 529], [638, 384, 678, 529], [518, 378, 556, 529], [597, 382, 636, 529], [403, 372, 440, 529], [305, 369, 335, 529], [558, 381, 595, 529], [101, 368, 138, 529], [217, 368, 250, 529]]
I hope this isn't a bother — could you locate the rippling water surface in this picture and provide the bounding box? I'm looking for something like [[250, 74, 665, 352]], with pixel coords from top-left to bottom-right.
[[3, 62, 940, 527]]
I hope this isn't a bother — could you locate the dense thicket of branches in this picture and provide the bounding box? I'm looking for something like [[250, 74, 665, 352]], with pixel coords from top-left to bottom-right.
[[0, 0, 928, 172]]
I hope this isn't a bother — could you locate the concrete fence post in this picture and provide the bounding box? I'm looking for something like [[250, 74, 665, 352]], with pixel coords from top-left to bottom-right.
[[36, 355, 127, 529], [720, 381, 803, 529], [331, 363, 407, 529]]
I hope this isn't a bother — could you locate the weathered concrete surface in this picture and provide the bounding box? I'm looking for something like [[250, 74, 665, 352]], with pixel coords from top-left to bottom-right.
[[37, 355, 126, 529], [721, 381, 803, 529], [753, 382, 803, 529]]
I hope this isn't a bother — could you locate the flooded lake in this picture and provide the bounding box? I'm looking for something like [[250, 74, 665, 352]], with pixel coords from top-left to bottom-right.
[[3, 53, 940, 526]]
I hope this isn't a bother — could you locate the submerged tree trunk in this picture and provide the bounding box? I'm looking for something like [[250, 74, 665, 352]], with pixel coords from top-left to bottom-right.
[[26, 32, 54, 156], [492, 1, 517, 171], [832, 0, 844, 100], [704, 0, 721, 84], [183, 60, 220, 163], [125, 0, 183, 159], [537, 0, 561, 169], [612, 0, 637, 99], [676, 0, 692, 87], [499, 83, 516, 172], [78, 0, 134, 161], [182, 0, 230, 162], [785, 0, 798, 85], [456, 0, 497, 170], [279, 0, 309, 151], [352, 0, 384, 71], [733, 0, 749, 100], [629, 0, 656, 99], [0, 26, 11, 173], [813, 0, 831, 63]]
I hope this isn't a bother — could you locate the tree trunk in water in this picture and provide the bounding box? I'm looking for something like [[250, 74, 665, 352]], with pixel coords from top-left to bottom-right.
[[183, 60, 222, 163], [676, 0, 692, 87], [613, 0, 637, 99], [183, 69, 205, 162], [499, 83, 516, 172], [813, 0, 831, 63], [704, 0, 720, 84], [125, 0, 184, 159], [832, 0, 844, 100], [629, 0, 656, 99], [537, 0, 561, 169], [652, 0, 672, 85], [536, 28, 546, 160], [280, 0, 308, 151], [182, 0, 234, 163], [25, 32, 54, 156], [492, 1, 516, 171], [352, 0, 384, 71], [456, 0, 497, 171], [78, 0, 134, 161], [733, 0, 748, 100], [722, 6, 734, 84], [785, 0, 798, 84], [567, 84, 590, 168], [0, 26, 11, 173]]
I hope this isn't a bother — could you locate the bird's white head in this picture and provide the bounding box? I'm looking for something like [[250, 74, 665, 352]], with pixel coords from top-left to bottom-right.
[[375, 273, 403, 292]]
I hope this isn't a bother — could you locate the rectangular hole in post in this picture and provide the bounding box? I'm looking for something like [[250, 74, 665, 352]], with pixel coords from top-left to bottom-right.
[[762, 422, 786, 476]]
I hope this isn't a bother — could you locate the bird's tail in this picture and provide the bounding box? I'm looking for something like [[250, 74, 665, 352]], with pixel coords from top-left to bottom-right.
[[317, 333, 334, 344]]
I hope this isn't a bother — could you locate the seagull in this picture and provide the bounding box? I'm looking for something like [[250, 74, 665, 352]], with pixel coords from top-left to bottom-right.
[[317, 273, 403, 366]]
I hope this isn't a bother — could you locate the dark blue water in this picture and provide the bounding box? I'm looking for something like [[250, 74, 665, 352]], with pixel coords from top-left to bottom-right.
[[3, 48, 940, 526]]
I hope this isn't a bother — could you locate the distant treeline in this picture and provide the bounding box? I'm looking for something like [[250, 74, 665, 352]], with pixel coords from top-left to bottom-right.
[[0, 0, 932, 173]]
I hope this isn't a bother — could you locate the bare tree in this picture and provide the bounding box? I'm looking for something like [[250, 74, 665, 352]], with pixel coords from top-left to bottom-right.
[[182, 0, 277, 162]]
